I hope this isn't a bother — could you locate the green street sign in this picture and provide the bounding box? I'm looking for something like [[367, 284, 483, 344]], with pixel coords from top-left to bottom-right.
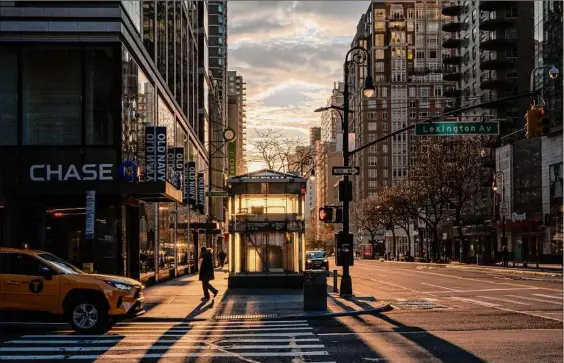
[[415, 121, 499, 136], [208, 191, 228, 197]]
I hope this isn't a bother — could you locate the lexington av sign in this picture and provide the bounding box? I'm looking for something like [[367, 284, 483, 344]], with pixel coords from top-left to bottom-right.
[[30, 164, 114, 182]]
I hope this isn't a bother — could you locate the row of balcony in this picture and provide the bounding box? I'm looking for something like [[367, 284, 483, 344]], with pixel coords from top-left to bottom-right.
[[441, 1, 515, 17]]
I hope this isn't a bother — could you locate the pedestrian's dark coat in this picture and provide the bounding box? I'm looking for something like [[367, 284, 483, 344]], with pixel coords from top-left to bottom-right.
[[199, 249, 215, 281]]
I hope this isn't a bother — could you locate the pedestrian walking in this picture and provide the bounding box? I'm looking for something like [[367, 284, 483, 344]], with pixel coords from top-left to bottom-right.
[[199, 247, 218, 300], [501, 245, 508, 267], [219, 250, 227, 267]]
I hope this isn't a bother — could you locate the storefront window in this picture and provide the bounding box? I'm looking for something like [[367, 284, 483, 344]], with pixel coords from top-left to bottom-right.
[[158, 202, 175, 271], [86, 47, 115, 145], [139, 202, 157, 278], [22, 46, 82, 145], [0, 47, 17, 145]]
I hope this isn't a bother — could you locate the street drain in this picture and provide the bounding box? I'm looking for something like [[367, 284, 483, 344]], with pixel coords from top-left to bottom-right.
[[389, 299, 447, 310], [214, 314, 279, 320]]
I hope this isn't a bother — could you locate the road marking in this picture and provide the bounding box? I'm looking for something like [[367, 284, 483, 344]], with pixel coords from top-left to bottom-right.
[[380, 267, 563, 292], [22, 332, 315, 338], [5, 338, 322, 345], [478, 296, 531, 306], [421, 282, 459, 291], [423, 298, 438, 302], [107, 327, 314, 332], [116, 320, 307, 325], [533, 294, 563, 300], [0, 344, 326, 352], [449, 297, 499, 307], [427, 287, 540, 294], [505, 295, 563, 305], [0, 352, 331, 360], [493, 306, 564, 322]]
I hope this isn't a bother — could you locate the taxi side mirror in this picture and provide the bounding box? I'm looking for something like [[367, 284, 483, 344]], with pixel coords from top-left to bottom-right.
[[40, 266, 54, 280]]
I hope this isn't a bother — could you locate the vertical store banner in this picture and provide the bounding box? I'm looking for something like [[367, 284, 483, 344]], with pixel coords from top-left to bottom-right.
[[185, 161, 197, 207], [168, 147, 184, 190], [85, 190, 96, 240], [145, 126, 167, 181], [228, 142, 237, 177], [197, 172, 205, 213]]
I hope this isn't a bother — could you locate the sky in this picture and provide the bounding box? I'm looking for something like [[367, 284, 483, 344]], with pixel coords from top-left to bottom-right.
[[227, 1, 370, 171]]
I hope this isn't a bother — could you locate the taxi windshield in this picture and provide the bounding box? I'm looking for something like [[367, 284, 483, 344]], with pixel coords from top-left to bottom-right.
[[306, 251, 326, 259], [38, 253, 84, 275]]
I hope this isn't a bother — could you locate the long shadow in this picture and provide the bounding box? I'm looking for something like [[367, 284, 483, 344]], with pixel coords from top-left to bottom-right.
[[343, 295, 486, 362]]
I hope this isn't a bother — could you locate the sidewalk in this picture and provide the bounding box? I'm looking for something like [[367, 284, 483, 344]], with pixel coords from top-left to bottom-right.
[[139, 269, 390, 322]]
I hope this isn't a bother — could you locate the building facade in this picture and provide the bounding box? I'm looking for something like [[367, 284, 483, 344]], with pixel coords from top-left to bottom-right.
[[227, 70, 247, 175], [0, 1, 211, 285]]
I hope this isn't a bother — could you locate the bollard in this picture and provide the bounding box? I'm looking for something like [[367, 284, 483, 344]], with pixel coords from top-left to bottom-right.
[[333, 270, 338, 292]]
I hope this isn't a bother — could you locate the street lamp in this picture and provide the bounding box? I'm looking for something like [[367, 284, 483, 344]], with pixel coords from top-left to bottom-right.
[[492, 171, 507, 266], [530, 64, 559, 98], [336, 45, 373, 296]]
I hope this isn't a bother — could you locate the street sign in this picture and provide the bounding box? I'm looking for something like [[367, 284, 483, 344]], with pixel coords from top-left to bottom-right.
[[332, 166, 360, 176], [208, 191, 228, 197], [415, 121, 500, 136]]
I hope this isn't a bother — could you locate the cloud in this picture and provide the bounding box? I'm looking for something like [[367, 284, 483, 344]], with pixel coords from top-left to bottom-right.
[[228, 1, 368, 159]]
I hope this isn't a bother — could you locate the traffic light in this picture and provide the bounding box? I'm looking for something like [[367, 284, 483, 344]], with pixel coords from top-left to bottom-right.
[[319, 206, 344, 223], [319, 207, 333, 222], [525, 106, 544, 138], [539, 107, 550, 135]]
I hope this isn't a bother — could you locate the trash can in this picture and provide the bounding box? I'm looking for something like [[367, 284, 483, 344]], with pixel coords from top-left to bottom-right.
[[303, 270, 327, 311]]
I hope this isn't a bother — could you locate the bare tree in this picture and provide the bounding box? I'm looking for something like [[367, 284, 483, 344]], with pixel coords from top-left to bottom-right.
[[251, 128, 317, 174], [352, 195, 385, 258], [385, 184, 420, 258]]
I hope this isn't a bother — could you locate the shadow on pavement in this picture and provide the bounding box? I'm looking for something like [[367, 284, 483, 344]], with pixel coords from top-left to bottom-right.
[[336, 294, 486, 362]]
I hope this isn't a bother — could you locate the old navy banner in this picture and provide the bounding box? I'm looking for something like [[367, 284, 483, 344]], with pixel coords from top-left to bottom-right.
[[145, 126, 167, 182], [185, 161, 197, 207], [197, 172, 205, 213], [167, 147, 184, 190]]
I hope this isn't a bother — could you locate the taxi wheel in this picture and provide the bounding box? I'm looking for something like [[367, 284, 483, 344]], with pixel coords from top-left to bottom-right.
[[66, 298, 109, 334]]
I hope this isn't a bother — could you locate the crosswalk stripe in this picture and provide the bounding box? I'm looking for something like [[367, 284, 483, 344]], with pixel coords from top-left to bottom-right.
[[5, 338, 321, 345], [116, 320, 307, 325], [107, 326, 313, 332], [23, 332, 315, 338], [0, 344, 326, 352], [505, 295, 563, 305], [478, 296, 531, 306], [0, 351, 330, 360], [532, 294, 563, 300]]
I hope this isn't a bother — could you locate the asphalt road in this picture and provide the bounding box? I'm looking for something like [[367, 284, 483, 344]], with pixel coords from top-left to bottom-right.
[[0, 261, 561, 362]]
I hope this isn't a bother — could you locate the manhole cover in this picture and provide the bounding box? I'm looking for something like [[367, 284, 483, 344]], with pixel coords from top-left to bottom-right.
[[214, 314, 279, 320], [389, 299, 447, 310]]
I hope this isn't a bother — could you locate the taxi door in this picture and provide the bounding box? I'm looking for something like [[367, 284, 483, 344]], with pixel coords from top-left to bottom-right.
[[2, 252, 62, 313]]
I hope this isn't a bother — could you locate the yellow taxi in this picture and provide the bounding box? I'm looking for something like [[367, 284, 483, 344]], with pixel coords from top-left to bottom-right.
[[0, 247, 145, 333]]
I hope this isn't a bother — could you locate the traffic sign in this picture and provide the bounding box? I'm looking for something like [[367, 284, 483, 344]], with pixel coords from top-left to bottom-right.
[[415, 121, 499, 136], [332, 166, 360, 176]]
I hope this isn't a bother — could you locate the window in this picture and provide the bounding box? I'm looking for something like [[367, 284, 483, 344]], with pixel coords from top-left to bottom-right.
[[368, 145, 377, 153], [375, 49, 385, 59], [3, 253, 45, 276], [368, 156, 377, 166], [382, 122, 389, 131], [375, 62, 385, 73], [368, 122, 377, 131], [419, 100, 429, 108], [218, 4, 223, 13], [218, 26, 223, 34], [374, 22, 386, 32], [407, 49, 413, 60], [429, 50, 438, 59], [409, 111, 416, 119], [382, 112, 388, 120], [434, 86, 442, 98], [367, 99, 377, 108], [22, 46, 82, 145], [218, 58, 223, 65], [369, 180, 377, 189], [409, 87, 416, 97], [416, 50, 425, 59], [218, 37, 223, 45], [218, 15, 224, 24], [383, 169, 389, 178], [382, 144, 388, 153], [369, 169, 378, 178], [375, 9, 385, 19], [419, 87, 429, 97], [382, 87, 388, 98], [0, 47, 17, 145], [375, 34, 385, 47]]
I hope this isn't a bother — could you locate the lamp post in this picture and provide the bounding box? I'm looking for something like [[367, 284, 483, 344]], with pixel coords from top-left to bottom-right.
[[492, 171, 507, 265], [530, 64, 559, 102], [336, 46, 374, 295]]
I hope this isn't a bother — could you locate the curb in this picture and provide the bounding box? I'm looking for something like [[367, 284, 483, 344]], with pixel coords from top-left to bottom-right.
[[132, 303, 392, 323]]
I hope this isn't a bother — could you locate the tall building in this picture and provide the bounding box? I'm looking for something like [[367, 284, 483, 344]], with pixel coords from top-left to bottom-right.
[[227, 70, 247, 175], [320, 82, 344, 143], [442, 1, 535, 135], [535, 1, 563, 260], [0, 1, 209, 283], [309, 127, 321, 147]]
